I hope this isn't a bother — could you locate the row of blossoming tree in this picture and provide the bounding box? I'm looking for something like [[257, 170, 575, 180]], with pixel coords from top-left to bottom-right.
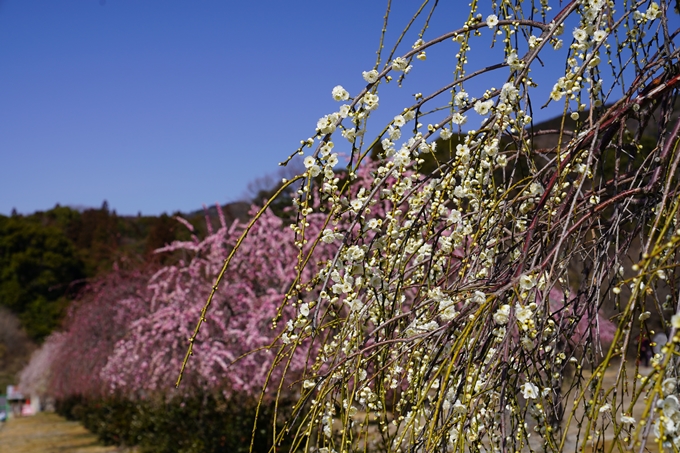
[[167, 0, 679, 452], [19, 204, 314, 396], [21, 0, 680, 452], [19, 204, 338, 450]]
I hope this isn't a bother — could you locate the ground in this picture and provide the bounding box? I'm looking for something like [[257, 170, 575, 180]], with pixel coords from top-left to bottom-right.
[[0, 412, 135, 453]]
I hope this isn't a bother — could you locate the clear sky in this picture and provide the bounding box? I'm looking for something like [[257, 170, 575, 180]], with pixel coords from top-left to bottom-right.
[[1, 1, 668, 216]]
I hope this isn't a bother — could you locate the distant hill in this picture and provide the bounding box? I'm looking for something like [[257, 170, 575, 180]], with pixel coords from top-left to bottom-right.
[[186, 201, 251, 225], [527, 97, 680, 151]]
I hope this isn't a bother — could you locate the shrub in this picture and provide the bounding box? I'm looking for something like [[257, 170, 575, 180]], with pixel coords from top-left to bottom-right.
[[56, 391, 290, 453]]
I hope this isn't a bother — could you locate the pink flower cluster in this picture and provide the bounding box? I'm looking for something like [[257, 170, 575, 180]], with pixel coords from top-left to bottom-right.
[[22, 204, 331, 399], [101, 207, 324, 396]]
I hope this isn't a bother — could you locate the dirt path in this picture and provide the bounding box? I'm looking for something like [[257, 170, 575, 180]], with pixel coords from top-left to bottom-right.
[[0, 412, 132, 453]]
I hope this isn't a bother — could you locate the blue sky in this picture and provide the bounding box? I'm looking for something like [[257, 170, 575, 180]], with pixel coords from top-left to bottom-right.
[[0, 1, 667, 216]]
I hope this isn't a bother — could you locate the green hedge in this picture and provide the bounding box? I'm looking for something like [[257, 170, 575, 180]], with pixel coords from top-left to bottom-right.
[[56, 392, 290, 453]]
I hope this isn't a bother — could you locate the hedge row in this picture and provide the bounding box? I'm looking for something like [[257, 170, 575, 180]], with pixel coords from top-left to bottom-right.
[[56, 392, 291, 453]]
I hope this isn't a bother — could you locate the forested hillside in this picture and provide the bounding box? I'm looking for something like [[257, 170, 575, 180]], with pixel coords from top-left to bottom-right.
[[0, 201, 251, 342]]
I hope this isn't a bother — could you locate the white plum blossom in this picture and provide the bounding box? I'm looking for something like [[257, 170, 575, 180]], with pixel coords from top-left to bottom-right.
[[317, 113, 339, 134], [393, 114, 406, 127], [332, 85, 349, 101], [403, 109, 416, 121], [439, 298, 458, 321], [321, 229, 337, 244], [346, 245, 365, 262], [521, 382, 539, 399], [440, 128, 452, 140], [500, 82, 519, 104], [474, 100, 494, 115], [484, 138, 499, 157], [299, 303, 310, 318], [387, 125, 401, 140], [448, 209, 462, 223], [418, 140, 434, 154], [551, 82, 566, 101], [486, 14, 499, 28], [573, 28, 587, 43], [506, 50, 524, 70], [593, 30, 607, 42], [663, 378, 677, 395], [646, 2, 661, 20], [393, 148, 411, 167], [303, 156, 315, 169], [362, 69, 379, 83], [456, 143, 470, 162], [662, 395, 679, 417], [528, 182, 544, 196], [454, 91, 469, 107], [338, 104, 351, 118], [654, 394, 680, 446], [519, 274, 536, 290], [620, 414, 636, 425], [671, 313, 680, 328], [342, 128, 356, 142], [363, 92, 379, 111], [319, 141, 334, 157], [381, 138, 394, 151], [451, 112, 467, 125], [308, 165, 321, 177], [528, 35, 542, 48], [391, 57, 412, 73], [587, 53, 601, 68], [515, 304, 533, 324], [493, 305, 510, 325], [470, 291, 486, 304]]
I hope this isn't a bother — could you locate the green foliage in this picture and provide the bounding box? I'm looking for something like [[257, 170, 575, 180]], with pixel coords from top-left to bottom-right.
[[0, 215, 84, 340], [56, 393, 291, 453], [251, 183, 299, 221], [145, 213, 180, 262]]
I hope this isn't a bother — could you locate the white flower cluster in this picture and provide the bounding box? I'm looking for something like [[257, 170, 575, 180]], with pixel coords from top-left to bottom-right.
[[331, 85, 349, 102], [270, 3, 679, 453], [634, 1, 662, 22], [549, 0, 613, 104], [653, 378, 680, 449], [391, 57, 412, 74]]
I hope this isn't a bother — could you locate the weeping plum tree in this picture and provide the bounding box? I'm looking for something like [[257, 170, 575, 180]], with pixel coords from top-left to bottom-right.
[[176, 1, 680, 452], [22, 206, 333, 401]]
